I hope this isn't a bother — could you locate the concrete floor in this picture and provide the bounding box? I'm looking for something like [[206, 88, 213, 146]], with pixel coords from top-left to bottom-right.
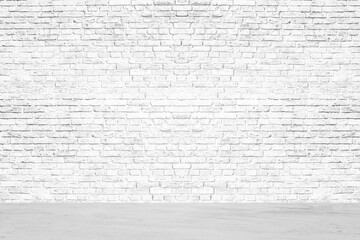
[[0, 204, 359, 240]]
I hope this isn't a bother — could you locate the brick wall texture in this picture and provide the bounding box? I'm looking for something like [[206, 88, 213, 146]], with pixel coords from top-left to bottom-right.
[[1, 0, 360, 202]]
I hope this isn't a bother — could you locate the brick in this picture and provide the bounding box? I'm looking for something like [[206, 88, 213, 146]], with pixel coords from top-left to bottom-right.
[[0, 0, 358, 203]]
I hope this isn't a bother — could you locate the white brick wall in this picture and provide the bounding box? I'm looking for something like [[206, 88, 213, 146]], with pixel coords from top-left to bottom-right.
[[0, 0, 360, 202]]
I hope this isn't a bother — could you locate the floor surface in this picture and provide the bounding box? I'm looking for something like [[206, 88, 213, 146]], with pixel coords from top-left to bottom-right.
[[0, 204, 359, 240]]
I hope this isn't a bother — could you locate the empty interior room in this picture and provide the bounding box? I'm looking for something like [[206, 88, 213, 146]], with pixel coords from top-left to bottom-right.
[[0, 0, 359, 239]]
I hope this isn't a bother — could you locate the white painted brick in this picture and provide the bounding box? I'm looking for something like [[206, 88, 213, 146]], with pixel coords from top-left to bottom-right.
[[0, 0, 359, 203]]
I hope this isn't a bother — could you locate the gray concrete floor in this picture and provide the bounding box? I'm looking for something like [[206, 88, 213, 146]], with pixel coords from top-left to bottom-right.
[[0, 204, 359, 240]]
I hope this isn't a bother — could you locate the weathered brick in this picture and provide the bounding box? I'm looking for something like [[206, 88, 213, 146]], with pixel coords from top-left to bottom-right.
[[0, 0, 359, 203]]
